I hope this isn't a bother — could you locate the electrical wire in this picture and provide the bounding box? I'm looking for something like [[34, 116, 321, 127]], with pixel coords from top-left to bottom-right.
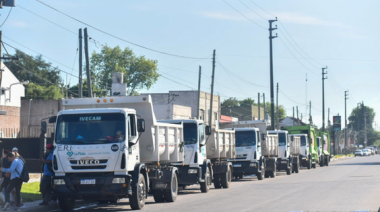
[[222, 0, 266, 30], [0, 7, 12, 28], [34, 0, 210, 60]]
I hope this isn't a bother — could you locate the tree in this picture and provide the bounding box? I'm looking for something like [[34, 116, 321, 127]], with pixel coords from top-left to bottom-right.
[[239, 98, 255, 107], [222, 97, 239, 107], [68, 80, 106, 98], [90, 45, 159, 95], [4, 50, 63, 100], [348, 105, 375, 131]]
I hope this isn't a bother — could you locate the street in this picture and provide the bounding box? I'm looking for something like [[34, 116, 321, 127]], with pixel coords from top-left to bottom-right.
[[42, 155, 380, 212]]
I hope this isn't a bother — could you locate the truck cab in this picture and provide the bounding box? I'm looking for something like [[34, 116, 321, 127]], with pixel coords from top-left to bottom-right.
[[291, 134, 311, 169], [230, 128, 265, 180], [158, 119, 212, 192], [268, 130, 293, 175]]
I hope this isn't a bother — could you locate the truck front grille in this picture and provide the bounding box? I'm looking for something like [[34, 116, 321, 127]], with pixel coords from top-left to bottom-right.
[[71, 165, 107, 170]]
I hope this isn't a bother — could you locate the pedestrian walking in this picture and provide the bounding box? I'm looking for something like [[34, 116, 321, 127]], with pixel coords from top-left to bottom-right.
[[1, 152, 24, 211], [39, 144, 55, 206], [0, 150, 10, 204], [11, 148, 25, 164], [10, 148, 25, 209]]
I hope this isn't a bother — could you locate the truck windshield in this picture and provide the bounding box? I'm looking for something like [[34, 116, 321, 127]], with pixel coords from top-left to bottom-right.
[[235, 131, 256, 147], [278, 133, 286, 146], [183, 123, 197, 145], [301, 136, 307, 146], [56, 113, 126, 144]]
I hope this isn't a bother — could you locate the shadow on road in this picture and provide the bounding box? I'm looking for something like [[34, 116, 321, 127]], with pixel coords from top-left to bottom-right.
[[331, 162, 380, 166]]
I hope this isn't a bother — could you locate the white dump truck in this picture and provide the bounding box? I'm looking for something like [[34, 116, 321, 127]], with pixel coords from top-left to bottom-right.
[[268, 130, 294, 175], [289, 135, 301, 173], [48, 95, 184, 211], [206, 128, 235, 188], [158, 119, 234, 191], [289, 134, 311, 169], [219, 120, 278, 180]]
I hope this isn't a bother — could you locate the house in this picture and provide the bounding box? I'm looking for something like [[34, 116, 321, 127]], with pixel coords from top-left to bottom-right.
[[0, 62, 27, 137], [221, 105, 264, 121], [279, 116, 306, 128]]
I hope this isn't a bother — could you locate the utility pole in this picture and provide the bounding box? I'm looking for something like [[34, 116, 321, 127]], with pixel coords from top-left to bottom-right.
[[297, 106, 299, 125], [65, 74, 68, 99], [293, 107, 295, 126], [258, 93, 261, 120], [269, 18, 278, 130], [322, 66, 328, 131], [364, 107, 367, 148], [328, 108, 330, 127], [263, 93, 266, 121], [0, 30, 2, 88], [345, 90, 349, 155], [197, 66, 202, 119], [209, 50, 216, 127], [84, 28, 92, 97], [79, 28, 83, 98], [276, 83, 279, 129], [305, 73, 308, 123], [309, 101, 312, 125]]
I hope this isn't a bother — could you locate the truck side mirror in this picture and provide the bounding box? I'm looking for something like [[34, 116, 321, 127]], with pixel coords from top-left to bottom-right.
[[261, 133, 266, 141], [257, 142, 261, 147], [41, 121, 47, 134], [137, 119, 145, 132], [48, 116, 57, 124], [205, 126, 211, 135]]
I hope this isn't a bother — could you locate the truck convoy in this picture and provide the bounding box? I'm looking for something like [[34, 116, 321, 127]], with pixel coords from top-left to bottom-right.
[[46, 94, 337, 211]]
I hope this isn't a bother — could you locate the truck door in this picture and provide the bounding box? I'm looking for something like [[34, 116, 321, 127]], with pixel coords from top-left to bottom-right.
[[127, 114, 139, 169]]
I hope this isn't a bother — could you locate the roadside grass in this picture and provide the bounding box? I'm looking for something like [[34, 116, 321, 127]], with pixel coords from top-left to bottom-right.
[[21, 182, 42, 202], [334, 154, 354, 158]]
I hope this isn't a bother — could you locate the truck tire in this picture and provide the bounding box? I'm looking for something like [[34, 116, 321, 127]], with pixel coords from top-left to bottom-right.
[[58, 196, 75, 211], [257, 171, 264, 180], [325, 156, 329, 167], [320, 156, 324, 167], [153, 190, 165, 202], [270, 163, 276, 178], [213, 174, 221, 189], [307, 159, 311, 169], [295, 161, 299, 173], [221, 166, 232, 188], [265, 171, 269, 178], [312, 163, 316, 169], [200, 167, 211, 193], [286, 166, 291, 175], [164, 173, 178, 202], [129, 173, 146, 210]]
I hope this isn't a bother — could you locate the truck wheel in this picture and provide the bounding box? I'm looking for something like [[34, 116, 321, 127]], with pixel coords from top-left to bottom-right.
[[286, 166, 291, 175], [58, 196, 75, 211], [153, 190, 165, 202], [312, 163, 316, 169], [307, 159, 311, 169], [164, 173, 178, 202], [295, 162, 299, 173], [213, 174, 221, 189], [325, 156, 329, 167], [221, 166, 232, 188], [200, 167, 211, 193], [270, 163, 276, 178], [129, 173, 146, 210], [320, 157, 324, 167], [257, 171, 264, 180], [264, 171, 269, 178]]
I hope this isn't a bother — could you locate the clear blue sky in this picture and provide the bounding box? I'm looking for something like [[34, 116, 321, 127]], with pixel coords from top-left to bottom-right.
[[1, 0, 379, 129]]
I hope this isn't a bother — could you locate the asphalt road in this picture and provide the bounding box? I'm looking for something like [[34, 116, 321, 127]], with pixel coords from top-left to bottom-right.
[[47, 155, 380, 212]]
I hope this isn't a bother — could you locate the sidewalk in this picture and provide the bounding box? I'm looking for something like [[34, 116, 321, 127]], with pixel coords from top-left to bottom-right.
[[22, 200, 93, 212]]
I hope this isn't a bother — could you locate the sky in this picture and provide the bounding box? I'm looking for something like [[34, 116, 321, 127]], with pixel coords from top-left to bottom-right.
[[1, 0, 379, 129]]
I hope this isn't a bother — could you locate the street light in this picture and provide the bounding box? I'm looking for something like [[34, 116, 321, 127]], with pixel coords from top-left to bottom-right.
[[4, 80, 29, 103]]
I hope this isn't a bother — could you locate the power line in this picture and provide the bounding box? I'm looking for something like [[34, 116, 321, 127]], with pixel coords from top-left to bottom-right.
[[35, 0, 210, 60], [18, 5, 77, 35], [159, 75, 196, 90], [222, 0, 266, 30], [0, 7, 12, 28], [248, 0, 277, 17], [238, 0, 267, 21]]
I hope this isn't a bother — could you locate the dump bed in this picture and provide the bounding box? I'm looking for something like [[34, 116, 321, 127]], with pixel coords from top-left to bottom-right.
[[289, 135, 301, 155], [206, 129, 235, 160], [62, 95, 184, 163], [262, 134, 279, 157]]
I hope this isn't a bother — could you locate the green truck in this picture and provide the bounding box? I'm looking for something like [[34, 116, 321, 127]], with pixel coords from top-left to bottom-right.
[[284, 125, 319, 169], [317, 131, 331, 166]]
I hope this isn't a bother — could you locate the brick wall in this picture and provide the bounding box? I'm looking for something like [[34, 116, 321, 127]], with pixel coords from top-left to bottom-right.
[[0, 105, 20, 128]]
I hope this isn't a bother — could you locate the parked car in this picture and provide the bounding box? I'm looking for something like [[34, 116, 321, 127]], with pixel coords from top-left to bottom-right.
[[354, 150, 363, 157], [365, 148, 374, 155], [362, 149, 371, 156]]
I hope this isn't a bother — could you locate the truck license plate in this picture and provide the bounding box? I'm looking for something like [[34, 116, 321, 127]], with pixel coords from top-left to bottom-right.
[[233, 164, 242, 167], [81, 179, 96, 185], [281, 161, 287, 164]]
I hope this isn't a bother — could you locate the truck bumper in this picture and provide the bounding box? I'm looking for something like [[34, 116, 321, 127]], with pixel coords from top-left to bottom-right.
[[52, 173, 132, 199], [176, 166, 202, 186], [231, 161, 259, 175], [300, 156, 309, 166], [148, 166, 175, 191], [276, 158, 289, 171]]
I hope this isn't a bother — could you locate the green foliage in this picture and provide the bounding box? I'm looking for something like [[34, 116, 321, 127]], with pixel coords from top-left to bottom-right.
[[90, 45, 159, 95], [26, 82, 63, 100], [68, 80, 106, 98], [222, 97, 239, 107], [348, 105, 375, 131], [21, 182, 42, 202], [239, 98, 255, 107], [4, 50, 63, 100]]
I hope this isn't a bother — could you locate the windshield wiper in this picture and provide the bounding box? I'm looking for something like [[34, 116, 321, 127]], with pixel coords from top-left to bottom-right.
[[57, 140, 85, 144]]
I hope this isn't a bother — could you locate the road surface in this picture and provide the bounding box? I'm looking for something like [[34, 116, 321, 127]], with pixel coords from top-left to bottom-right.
[[44, 155, 380, 212]]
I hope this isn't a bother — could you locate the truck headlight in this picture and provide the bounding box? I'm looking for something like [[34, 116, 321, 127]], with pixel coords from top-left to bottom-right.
[[112, 178, 126, 184], [188, 169, 198, 174], [54, 179, 65, 185]]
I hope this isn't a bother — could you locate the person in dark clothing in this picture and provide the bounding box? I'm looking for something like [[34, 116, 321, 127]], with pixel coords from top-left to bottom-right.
[[1, 150, 11, 193], [39, 144, 55, 205]]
